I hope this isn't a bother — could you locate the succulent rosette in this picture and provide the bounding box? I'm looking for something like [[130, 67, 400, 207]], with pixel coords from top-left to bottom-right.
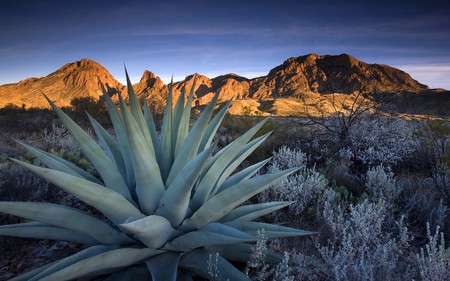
[[0, 70, 312, 281]]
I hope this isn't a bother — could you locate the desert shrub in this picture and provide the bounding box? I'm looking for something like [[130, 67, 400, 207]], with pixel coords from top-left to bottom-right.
[[0, 162, 52, 205], [416, 223, 450, 281], [365, 165, 401, 203], [269, 145, 308, 171], [69, 96, 109, 125], [245, 229, 271, 280], [244, 231, 312, 281], [431, 161, 450, 205], [41, 121, 84, 153], [297, 116, 424, 200], [348, 118, 421, 168], [398, 177, 448, 235], [259, 146, 328, 218], [325, 149, 362, 195], [0, 103, 23, 115], [316, 192, 412, 281], [416, 120, 450, 205]]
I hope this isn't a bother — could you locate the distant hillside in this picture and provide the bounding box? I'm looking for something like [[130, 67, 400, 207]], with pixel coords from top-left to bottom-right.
[[1, 54, 447, 118]]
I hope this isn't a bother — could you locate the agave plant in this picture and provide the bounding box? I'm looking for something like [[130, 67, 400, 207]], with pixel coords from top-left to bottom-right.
[[0, 70, 312, 281]]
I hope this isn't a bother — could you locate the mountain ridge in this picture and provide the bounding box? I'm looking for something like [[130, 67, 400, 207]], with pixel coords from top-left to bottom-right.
[[1, 53, 446, 117]]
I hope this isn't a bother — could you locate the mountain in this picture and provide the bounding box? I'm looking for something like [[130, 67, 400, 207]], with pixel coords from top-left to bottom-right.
[[1, 54, 445, 117], [0, 59, 124, 108], [248, 53, 428, 99]]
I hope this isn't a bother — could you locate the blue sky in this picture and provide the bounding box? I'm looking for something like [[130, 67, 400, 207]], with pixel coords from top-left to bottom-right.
[[1, 0, 450, 89]]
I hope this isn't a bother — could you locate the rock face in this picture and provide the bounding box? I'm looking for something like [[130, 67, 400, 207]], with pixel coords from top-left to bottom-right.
[[171, 73, 214, 106], [0, 54, 431, 110], [213, 74, 250, 100]]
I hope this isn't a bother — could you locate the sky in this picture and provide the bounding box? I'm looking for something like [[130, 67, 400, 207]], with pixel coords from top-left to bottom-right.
[[1, 0, 450, 89]]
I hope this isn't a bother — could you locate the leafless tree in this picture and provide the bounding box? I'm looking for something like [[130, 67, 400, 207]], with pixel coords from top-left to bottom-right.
[[302, 86, 385, 148]]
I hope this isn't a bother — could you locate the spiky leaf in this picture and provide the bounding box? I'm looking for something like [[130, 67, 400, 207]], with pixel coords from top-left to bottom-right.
[[38, 247, 163, 281], [11, 159, 144, 224], [0, 202, 132, 244], [43, 94, 132, 202], [182, 167, 299, 230]]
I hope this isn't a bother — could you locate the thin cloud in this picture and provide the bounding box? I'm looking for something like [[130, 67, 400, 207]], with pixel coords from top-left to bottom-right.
[[397, 64, 450, 89]]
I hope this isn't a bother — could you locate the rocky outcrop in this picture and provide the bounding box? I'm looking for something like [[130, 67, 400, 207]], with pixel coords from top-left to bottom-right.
[[133, 70, 166, 95], [170, 73, 215, 106], [212, 74, 250, 100]]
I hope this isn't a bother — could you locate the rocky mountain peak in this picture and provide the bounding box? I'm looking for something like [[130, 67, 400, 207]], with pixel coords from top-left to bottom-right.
[[56, 59, 121, 90], [139, 70, 156, 83], [0, 59, 124, 107], [253, 53, 428, 99], [133, 70, 165, 97]]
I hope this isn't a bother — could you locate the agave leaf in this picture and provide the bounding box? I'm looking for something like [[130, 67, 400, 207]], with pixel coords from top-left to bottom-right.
[[225, 221, 317, 238], [125, 68, 155, 155], [174, 82, 195, 155], [9, 261, 59, 281], [143, 99, 160, 160], [119, 215, 174, 248], [198, 99, 232, 152], [0, 202, 133, 245], [165, 92, 220, 186], [87, 113, 127, 181], [15, 140, 101, 184], [119, 97, 165, 214], [146, 252, 181, 281], [209, 132, 272, 198], [201, 222, 258, 236], [180, 249, 251, 281], [160, 80, 174, 181], [101, 90, 136, 189], [164, 223, 256, 252], [39, 247, 163, 281], [103, 265, 151, 281], [0, 222, 97, 245], [172, 88, 185, 153], [182, 167, 299, 231], [219, 201, 294, 222], [99, 85, 124, 128], [219, 158, 271, 192], [207, 243, 282, 264], [11, 159, 144, 224], [156, 142, 216, 227], [43, 94, 133, 202], [191, 117, 270, 210], [28, 245, 121, 281]]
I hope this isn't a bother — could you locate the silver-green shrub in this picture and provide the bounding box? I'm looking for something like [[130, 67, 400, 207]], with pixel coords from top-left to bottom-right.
[[259, 146, 328, 216], [41, 121, 83, 154], [416, 223, 450, 281], [318, 193, 411, 281], [348, 118, 420, 166], [365, 165, 401, 203]]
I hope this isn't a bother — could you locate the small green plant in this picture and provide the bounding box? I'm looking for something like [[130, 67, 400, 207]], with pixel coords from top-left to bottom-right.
[[0, 70, 312, 280]]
